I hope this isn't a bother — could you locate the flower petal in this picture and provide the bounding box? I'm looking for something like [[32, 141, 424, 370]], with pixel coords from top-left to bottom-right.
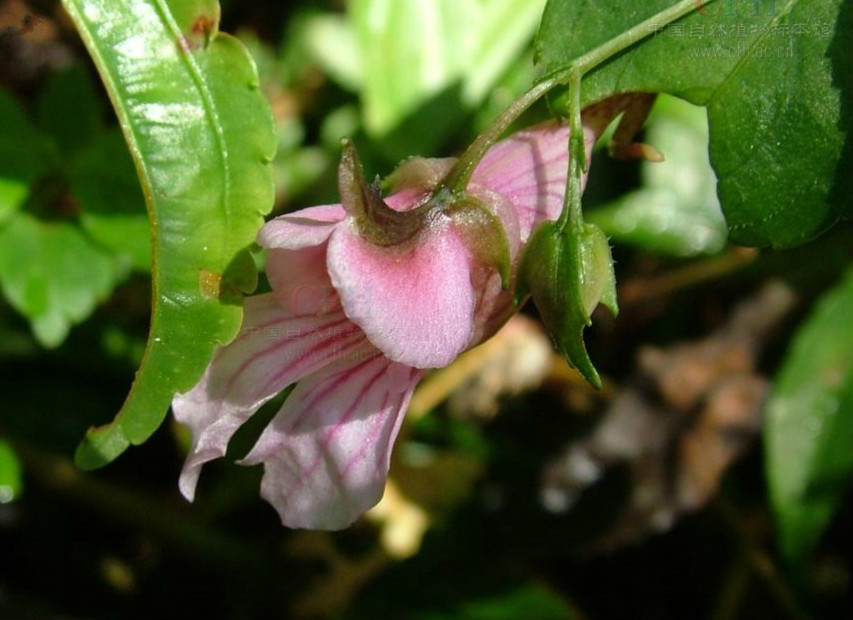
[[242, 349, 422, 530], [266, 244, 342, 315], [327, 219, 478, 368], [471, 122, 595, 240], [172, 292, 366, 500], [259, 204, 346, 250]]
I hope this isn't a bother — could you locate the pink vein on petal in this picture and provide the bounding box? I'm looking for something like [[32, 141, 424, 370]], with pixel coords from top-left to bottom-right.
[[210, 314, 355, 421], [287, 351, 382, 436]]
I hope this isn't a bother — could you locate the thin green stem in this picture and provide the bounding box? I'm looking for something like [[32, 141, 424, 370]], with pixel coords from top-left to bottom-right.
[[442, 0, 718, 197], [443, 80, 554, 193], [571, 0, 714, 76], [556, 71, 584, 233], [548, 0, 718, 233]]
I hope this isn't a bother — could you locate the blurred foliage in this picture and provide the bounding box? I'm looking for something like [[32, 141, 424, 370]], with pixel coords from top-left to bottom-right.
[[0, 210, 127, 346], [0, 67, 145, 347], [0, 1, 851, 619], [0, 439, 22, 503], [589, 95, 727, 256], [766, 268, 853, 572]]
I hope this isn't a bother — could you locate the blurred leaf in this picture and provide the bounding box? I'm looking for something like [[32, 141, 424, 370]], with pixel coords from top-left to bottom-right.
[[0, 212, 127, 347], [61, 0, 276, 468], [70, 130, 151, 271], [352, 0, 545, 156], [462, 0, 547, 104], [351, 0, 474, 150], [589, 95, 727, 256], [354, 566, 578, 620], [302, 13, 363, 91], [0, 90, 56, 223], [351, 0, 471, 137], [0, 439, 23, 503], [537, 0, 852, 248], [238, 28, 330, 205], [37, 65, 102, 156], [400, 583, 577, 620], [441, 583, 577, 620], [765, 268, 853, 567]]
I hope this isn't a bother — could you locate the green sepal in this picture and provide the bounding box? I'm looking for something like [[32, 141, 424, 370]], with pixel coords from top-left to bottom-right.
[[446, 195, 512, 289], [580, 223, 618, 318], [339, 139, 426, 246], [518, 219, 616, 388]]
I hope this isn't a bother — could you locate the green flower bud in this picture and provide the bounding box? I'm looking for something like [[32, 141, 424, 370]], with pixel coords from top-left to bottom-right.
[[517, 220, 617, 388]]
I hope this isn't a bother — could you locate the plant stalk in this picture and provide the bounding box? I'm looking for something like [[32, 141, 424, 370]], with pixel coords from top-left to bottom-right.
[[443, 0, 718, 195]]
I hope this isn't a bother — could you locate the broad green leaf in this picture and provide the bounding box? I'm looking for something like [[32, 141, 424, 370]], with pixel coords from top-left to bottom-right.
[[589, 95, 727, 256], [537, 0, 852, 248], [61, 0, 275, 468], [70, 130, 151, 271], [765, 268, 853, 567], [0, 439, 23, 504], [351, 0, 545, 157], [0, 212, 127, 347], [37, 65, 102, 156], [0, 90, 56, 223]]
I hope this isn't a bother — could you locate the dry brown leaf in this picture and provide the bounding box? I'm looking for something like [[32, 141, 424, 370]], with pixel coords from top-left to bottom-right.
[[542, 281, 795, 550]]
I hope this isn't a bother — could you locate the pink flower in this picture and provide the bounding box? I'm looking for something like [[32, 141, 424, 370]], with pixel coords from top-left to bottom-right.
[[172, 119, 602, 530]]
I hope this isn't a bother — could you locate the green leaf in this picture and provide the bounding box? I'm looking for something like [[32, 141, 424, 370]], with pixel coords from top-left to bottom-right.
[[61, 0, 276, 468], [0, 212, 127, 347], [765, 268, 853, 568], [0, 439, 23, 504], [589, 95, 727, 256], [351, 0, 545, 157], [70, 130, 151, 271], [37, 64, 102, 156], [537, 0, 852, 248], [0, 90, 56, 224]]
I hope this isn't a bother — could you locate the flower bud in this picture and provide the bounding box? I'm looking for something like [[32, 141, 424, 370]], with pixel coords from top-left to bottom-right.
[[517, 220, 617, 388]]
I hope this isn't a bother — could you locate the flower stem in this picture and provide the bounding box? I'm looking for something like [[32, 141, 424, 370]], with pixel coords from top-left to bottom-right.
[[550, 0, 716, 80], [548, 0, 718, 233], [556, 71, 584, 233], [442, 0, 718, 195], [441, 80, 553, 193]]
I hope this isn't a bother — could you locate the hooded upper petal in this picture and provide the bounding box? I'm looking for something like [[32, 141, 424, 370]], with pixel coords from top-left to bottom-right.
[[326, 216, 479, 369], [241, 347, 422, 529]]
